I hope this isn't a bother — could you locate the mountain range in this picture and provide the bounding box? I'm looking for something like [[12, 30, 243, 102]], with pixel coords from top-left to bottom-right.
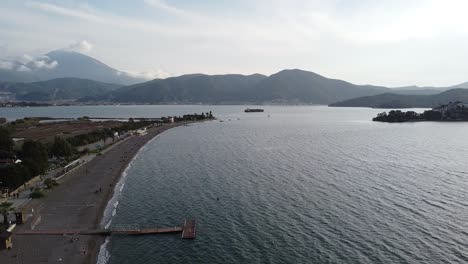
[[0, 50, 144, 85], [87, 70, 464, 105], [1, 50, 468, 105], [329, 89, 468, 108], [101, 70, 394, 104], [0, 78, 121, 102]]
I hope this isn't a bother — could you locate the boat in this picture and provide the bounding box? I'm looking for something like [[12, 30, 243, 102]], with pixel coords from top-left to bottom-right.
[[244, 108, 264, 113]]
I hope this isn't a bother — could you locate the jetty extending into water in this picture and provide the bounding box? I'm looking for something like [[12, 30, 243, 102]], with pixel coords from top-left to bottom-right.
[[181, 219, 196, 239], [15, 219, 196, 239]]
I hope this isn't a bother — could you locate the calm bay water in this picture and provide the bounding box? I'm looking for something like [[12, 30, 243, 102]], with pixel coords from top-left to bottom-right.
[[104, 106, 468, 264], [4, 105, 468, 263]]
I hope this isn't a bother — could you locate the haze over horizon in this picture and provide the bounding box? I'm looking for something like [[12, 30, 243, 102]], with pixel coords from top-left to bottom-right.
[[2, 0, 468, 87]]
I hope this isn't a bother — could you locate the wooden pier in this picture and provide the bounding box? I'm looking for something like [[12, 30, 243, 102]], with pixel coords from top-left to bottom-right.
[[181, 219, 196, 239], [16, 219, 196, 239]]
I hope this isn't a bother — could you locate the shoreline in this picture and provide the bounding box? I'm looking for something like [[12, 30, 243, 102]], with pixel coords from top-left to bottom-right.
[[90, 121, 199, 264], [0, 121, 197, 264], [94, 130, 159, 264]]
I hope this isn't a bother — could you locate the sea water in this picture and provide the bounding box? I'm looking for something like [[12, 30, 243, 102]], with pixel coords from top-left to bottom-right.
[[101, 106, 468, 263]]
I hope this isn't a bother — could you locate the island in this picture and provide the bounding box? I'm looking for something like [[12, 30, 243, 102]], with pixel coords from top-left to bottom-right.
[[373, 101, 468, 122]]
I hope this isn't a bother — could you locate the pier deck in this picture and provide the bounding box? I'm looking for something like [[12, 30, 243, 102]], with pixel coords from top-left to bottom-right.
[[16, 220, 196, 239], [181, 219, 196, 239]]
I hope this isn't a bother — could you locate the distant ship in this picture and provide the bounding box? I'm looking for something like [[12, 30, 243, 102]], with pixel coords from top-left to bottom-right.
[[245, 108, 264, 113]]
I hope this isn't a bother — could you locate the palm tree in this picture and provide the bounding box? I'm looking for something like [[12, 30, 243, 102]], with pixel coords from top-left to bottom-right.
[[0, 201, 14, 226]]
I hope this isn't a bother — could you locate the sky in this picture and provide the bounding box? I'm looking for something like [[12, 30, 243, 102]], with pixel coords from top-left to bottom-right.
[[1, 0, 468, 87]]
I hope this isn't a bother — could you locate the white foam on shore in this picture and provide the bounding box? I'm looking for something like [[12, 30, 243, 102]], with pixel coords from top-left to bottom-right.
[[96, 134, 161, 264], [96, 159, 134, 264], [96, 237, 111, 264]]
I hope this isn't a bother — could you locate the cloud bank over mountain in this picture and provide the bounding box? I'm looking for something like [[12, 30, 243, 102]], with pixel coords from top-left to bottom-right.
[[2, 1, 468, 87], [66, 40, 94, 53]]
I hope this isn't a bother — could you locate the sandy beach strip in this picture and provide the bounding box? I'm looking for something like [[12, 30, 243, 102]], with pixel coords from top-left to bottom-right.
[[0, 121, 193, 264]]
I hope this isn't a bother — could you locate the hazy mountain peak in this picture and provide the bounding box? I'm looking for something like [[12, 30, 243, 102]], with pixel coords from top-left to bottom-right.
[[274, 69, 325, 77], [0, 50, 145, 85], [46, 50, 105, 66]]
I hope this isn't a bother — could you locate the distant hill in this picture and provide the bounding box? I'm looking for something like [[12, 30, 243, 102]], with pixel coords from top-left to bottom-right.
[[0, 78, 122, 102], [451, 81, 468, 89], [0, 50, 144, 85], [329, 88, 468, 108], [389, 86, 448, 95], [106, 73, 267, 104], [250, 69, 389, 104], [0, 69, 40, 83], [96, 69, 394, 104]]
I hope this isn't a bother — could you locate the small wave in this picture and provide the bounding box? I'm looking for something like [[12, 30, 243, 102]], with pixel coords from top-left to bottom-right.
[[97, 139, 152, 264], [104, 219, 112, 230], [96, 237, 111, 264], [422, 199, 448, 211]]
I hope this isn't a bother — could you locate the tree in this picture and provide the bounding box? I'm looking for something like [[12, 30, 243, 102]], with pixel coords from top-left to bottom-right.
[[30, 188, 44, 199], [101, 128, 114, 144], [0, 202, 14, 226], [0, 164, 31, 190], [51, 136, 73, 158], [22, 140, 48, 176], [44, 178, 59, 189], [0, 126, 14, 152]]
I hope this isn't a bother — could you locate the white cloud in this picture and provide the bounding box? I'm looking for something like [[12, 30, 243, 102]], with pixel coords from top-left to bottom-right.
[[67, 40, 93, 53], [0, 44, 7, 56], [143, 0, 187, 16], [17, 65, 31, 72], [21, 54, 34, 62], [31, 56, 58, 69], [26, 1, 104, 23], [0, 60, 14, 70], [26, 1, 184, 36], [17, 54, 59, 71]]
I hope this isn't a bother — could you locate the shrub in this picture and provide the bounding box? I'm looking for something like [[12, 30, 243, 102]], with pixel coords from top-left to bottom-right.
[[44, 178, 59, 189], [30, 188, 44, 199]]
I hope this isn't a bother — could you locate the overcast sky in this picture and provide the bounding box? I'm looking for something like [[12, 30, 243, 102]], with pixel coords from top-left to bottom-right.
[[1, 0, 468, 86]]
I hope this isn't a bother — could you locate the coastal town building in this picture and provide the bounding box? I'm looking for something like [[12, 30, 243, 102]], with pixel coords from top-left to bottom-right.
[[0, 231, 12, 250], [0, 150, 20, 167], [15, 211, 25, 225], [136, 128, 147, 136]]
